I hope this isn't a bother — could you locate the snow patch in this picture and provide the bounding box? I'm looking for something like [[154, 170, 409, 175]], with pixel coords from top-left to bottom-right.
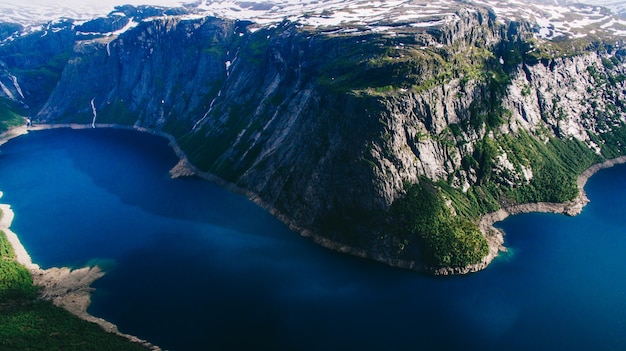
[[1, 0, 626, 41], [76, 19, 138, 37]]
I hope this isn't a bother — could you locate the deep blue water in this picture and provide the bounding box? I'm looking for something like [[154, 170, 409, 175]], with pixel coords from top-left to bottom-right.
[[0, 128, 625, 351]]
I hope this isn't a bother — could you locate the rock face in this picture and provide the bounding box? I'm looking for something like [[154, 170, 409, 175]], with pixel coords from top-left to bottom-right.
[[2, 3, 626, 272]]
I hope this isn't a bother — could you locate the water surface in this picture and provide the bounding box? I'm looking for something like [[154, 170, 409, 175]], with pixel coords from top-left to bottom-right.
[[0, 128, 625, 351]]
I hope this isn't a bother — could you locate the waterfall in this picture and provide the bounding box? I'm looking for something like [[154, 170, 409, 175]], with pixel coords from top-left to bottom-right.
[[192, 90, 221, 131], [10, 75, 24, 99], [90, 98, 97, 128], [0, 80, 15, 101], [225, 47, 240, 78], [191, 46, 240, 132]]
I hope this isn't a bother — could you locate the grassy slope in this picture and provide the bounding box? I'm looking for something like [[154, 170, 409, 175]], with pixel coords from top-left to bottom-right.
[[0, 230, 149, 351], [0, 100, 25, 133]]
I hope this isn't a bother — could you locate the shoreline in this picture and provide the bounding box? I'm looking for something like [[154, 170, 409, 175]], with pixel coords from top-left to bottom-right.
[[0, 126, 161, 351], [2, 122, 625, 281], [476, 155, 626, 271], [3, 123, 435, 274]]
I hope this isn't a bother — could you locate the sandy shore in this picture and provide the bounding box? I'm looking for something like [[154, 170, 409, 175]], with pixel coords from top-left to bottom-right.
[[0, 198, 161, 350], [0, 125, 29, 147], [0, 197, 161, 350]]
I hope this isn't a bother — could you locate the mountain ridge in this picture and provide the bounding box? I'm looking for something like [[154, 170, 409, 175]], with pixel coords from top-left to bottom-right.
[[2, 0, 626, 38]]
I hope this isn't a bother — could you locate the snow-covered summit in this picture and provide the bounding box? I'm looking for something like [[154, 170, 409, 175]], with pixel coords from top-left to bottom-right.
[[1, 0, 625, 40], [191, 0, 626, 38]]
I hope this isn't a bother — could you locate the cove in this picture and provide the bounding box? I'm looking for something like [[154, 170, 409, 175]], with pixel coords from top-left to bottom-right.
[[0, 128, 625, 351]]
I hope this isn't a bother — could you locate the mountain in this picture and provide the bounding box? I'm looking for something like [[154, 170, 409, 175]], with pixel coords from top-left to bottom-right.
[[591, 1, 626, 16], [546, 0, 626, 17], [1, 0, 626, 274]]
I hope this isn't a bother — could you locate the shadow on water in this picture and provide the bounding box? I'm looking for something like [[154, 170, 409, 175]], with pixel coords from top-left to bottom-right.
[[62, 129, 256, 226], [51, 128, 286, 238]]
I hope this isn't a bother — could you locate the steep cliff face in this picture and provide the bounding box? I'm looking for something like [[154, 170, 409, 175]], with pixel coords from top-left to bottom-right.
[[1, 2, 626, 272], [37, 16, 245, 128], [371, 51, 626, 196], [0, 21, 75, 111]]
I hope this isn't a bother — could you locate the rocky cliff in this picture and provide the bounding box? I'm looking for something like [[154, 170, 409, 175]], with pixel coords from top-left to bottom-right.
[[1, 1, 626, 273]]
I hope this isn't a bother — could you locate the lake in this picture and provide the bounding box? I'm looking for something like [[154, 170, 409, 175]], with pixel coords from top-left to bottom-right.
[[0, 128, 624, 351]]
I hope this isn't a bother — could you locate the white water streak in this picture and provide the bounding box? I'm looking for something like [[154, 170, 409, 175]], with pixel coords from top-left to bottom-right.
[[106, 42, 111, 57], [11, 75, 24, 99], [0, 80, 16, 101], [90, 98, 97, 128], [227, 46, 241, 78], [192, 90, 221, 131], [192, 46, 240, 131]]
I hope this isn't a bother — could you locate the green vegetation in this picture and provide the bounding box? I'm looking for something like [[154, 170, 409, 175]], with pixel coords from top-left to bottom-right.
[[383, 34, 625, 268], [502, 133, 601, 204], [312, 34, 500, 95], [0, 302, 149, 351], [390, 182, 488, 268], [97, 99, 138, 126], [0, 231, 40, 301], [239, 30, 270, 65], [0, 99, 25, 133], [202, 44, 227, 58], [11, 51, 72, 107], [171, 25, 626, 270], [389, 129, 606, 268], [177, 100, 260, 181], [522, 36, 607, 62], [0, 230, 148, 350], [12, 51, 70, 82], [594, 124, 626, 158]]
